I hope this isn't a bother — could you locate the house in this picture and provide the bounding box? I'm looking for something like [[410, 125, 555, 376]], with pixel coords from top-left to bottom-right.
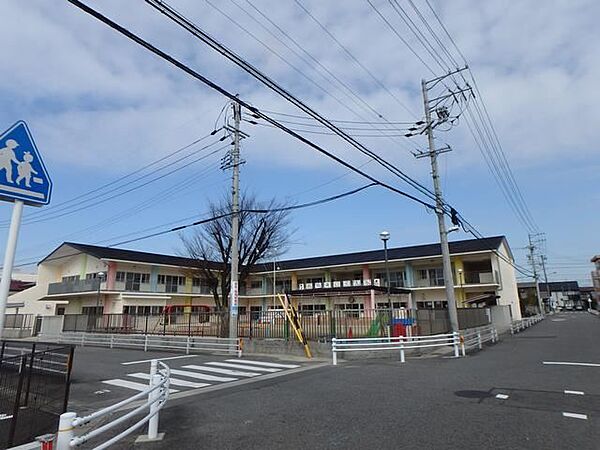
[[9, 235, 521, 320]]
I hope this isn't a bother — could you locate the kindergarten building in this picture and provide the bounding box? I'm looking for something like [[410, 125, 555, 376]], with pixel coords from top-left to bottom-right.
[[11, 236, 521, 320]]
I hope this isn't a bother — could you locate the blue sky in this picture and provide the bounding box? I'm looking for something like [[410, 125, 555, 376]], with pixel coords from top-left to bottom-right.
[[0, 0, 598, 285]]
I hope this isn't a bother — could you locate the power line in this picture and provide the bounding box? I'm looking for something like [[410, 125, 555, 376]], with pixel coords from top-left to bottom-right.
[[142, 0, 441, 206]]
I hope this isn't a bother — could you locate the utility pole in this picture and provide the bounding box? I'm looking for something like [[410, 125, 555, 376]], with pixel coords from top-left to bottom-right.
[[527, 234, 544, 314], [419, 78, 459, 334], [539, 254, 551, 307], [228, 100, 241, 344]]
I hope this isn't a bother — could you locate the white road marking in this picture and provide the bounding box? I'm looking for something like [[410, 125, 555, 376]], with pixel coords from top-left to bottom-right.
[[102, 379, 178, 393], [182, 365, 260, 377], [495, 394, 509, 400], [225, 359, 300, 369], [122, 355, 200, 366], [169, 369, 237, 383], [128, 373, 210, 388], [564, 390, 585, 395], [543, 361, 600, 367], [562, 412, 588, 420], [206, 362, 281, 372]]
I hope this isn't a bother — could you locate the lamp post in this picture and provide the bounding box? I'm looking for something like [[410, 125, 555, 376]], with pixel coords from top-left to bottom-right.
[[272, 261, 281, 309], [95, 272, 105, 315], [380, 231, 391, 310]]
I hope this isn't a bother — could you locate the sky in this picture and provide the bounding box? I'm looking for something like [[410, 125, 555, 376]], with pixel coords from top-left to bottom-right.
[[0, 0, 598, 285]]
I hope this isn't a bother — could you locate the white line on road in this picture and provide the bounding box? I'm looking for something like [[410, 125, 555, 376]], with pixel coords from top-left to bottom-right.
[[543, 361, 600, 367], [495, 394, 509, 400], [564, 390, 585, 395], [182, 365, 260, 377], [102, 379, 179, 393], [225, 359, 300, 369], [206, 362, 281, 372], [122, 355, 200, 365], [127, 373, 210, 388], [562, 412, 588, 420], [169, 368, 238, 382]]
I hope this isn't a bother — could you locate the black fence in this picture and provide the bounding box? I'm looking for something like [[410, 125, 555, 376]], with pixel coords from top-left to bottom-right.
[[0, 341, 74, 448], [61, 308, 490, 341]]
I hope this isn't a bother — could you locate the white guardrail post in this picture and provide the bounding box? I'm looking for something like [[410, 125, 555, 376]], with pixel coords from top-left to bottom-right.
[[453, 332, 461, 358], [56, 412, 76, 450], [399, 336, 405, 363], [332, 338, 337, 365], [147, 372, 161, 440], [477, 331, 482, 350]]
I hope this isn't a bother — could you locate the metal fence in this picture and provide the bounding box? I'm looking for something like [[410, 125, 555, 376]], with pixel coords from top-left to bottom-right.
[[3, 314, 35, 330], [59, 308, 491, 341], [0, 341, 74, 448]]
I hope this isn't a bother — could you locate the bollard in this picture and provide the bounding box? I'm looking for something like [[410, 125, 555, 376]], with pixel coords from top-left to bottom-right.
[[144, 335, 148, 352], [477, 331, 482, 350], [110, 335, 114, 349], [147, 373, 161, 440], [399, 336, 405, 363], [55, 412, 76, 450], [332, 339, 337, 365], [186, 336, 190, 355]]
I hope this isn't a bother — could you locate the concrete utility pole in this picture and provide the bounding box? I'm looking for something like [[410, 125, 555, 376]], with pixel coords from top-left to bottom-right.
[[539, 254, 551, 305], [419, 79, 459, 334], [527, 234, 544, 314], [228, 101, 241, 343]]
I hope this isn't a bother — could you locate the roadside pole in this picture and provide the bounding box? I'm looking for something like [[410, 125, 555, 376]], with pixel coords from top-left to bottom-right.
[[228, 101, 241, 348], [0, 200, 24, 336], [419, 79, 459, 334]]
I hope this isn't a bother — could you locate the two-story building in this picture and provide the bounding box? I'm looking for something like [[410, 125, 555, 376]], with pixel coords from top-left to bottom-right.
[[9, 235, 521, 320]]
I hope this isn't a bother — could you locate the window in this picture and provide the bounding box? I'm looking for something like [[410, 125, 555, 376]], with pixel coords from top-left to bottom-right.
[[159, 275, 185, 293], [250, 280, 263, 290], [62, 275, 79, 283], [126, 272, 142, 291], [250, 305, 262, 320], [82, 306, 103, 315], [376, 302, 406, 309], [299, 304, 326, 316], [375, 271, 406, 288], [116, 271, 125, 282], [428, 268, 444, 286], [418, 269, 428, 280]]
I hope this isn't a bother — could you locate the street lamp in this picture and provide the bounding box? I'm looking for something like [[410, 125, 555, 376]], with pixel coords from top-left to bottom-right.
[[379, 231, 391, 310], [272, 262, 281, 309], [95, 271, 105, 315]]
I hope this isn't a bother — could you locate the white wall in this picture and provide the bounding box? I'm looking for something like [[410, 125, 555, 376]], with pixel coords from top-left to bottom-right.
[[495, 242, 522, 320]]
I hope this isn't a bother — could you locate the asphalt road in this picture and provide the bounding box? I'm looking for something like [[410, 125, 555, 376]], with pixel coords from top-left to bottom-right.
[[72, 311, 599, 449]]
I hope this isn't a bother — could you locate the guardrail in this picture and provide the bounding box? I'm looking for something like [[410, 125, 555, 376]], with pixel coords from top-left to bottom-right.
[[510, 314, 544, 334], [39, 332, 242, 357], [331, 332, 460, 365], [459, 325, 498, 356], [55, 359, 170, 449]]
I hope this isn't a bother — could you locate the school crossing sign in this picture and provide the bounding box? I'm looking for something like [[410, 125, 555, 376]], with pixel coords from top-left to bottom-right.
[[0, 121, 52, 206]]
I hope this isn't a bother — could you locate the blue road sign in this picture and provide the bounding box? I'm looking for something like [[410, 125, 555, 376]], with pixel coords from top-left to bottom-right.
[[0, 121, 52, 206]]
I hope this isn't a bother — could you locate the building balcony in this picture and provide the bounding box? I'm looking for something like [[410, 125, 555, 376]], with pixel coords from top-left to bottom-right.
[[462, 271, 496, 285], [48, 279, 104, 295]]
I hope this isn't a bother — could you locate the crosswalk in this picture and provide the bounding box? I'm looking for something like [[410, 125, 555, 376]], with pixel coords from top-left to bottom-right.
[[101, 358, 301, 394]]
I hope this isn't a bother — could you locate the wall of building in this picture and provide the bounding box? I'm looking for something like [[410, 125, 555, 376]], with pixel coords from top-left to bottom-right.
[[495, 242, 521, 320]]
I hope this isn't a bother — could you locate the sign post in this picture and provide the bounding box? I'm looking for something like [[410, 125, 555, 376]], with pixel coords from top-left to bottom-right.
[[0, 121, 52, 338]]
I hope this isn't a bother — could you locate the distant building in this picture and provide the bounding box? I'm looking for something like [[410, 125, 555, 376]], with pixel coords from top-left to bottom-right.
[[0, 273, 36, 314], [590, 255, 600, 307], [9, 236, 522, 320], [518, 280, 584, 311]]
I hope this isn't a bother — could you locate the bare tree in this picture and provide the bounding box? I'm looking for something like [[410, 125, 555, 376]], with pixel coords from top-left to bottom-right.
[[181, 193, 292, 313]]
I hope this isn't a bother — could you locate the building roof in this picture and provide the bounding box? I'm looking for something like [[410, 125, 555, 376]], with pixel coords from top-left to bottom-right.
[[257, 236, 508, 271], [40, 236, 508, 274], [40, 242, 223, 270]]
